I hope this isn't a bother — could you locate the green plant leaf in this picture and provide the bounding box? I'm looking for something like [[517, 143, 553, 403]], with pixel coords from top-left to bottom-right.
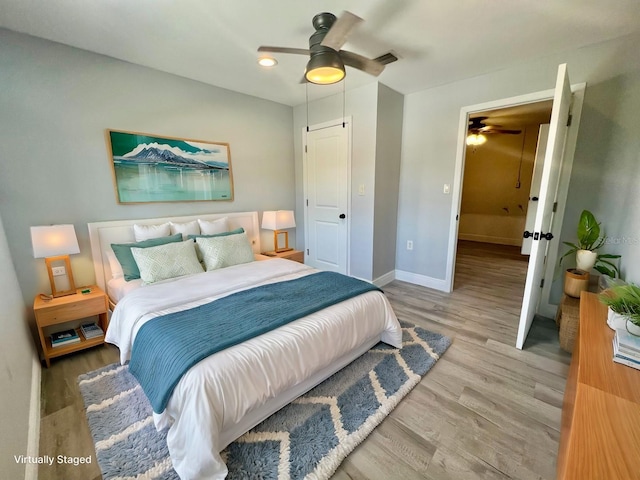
[[594, 265, 615, 277], [598, 254, 621, 259], [577, 210, 601, 250]]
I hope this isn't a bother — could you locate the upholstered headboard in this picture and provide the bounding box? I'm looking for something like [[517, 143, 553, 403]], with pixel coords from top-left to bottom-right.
[[88, 211, 261, 292]]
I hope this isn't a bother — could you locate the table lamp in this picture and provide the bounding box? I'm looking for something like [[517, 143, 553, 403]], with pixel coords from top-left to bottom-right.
[[262, 210, 296, 253], [30, 224, 80, 297]]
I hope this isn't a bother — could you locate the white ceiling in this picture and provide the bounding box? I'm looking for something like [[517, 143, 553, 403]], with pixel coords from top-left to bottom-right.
[[1, 0, 638, 106]]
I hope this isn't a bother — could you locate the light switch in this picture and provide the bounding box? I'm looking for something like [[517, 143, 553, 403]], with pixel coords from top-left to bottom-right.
[[358, 184, 365, 196], [443, 184, 450, 194]]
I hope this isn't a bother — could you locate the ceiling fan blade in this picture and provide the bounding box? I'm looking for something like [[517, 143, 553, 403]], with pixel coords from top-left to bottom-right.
[[321, 11, 363, 51], [373, 52, 398, 65], [258, 46, 309, 55], [481, 126, 522, 134], [339, 50, 384, 76]]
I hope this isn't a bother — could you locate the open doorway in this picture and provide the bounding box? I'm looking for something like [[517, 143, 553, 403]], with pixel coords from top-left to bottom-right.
[[458, 101, 552, 255], [446, 66, 586, 349]]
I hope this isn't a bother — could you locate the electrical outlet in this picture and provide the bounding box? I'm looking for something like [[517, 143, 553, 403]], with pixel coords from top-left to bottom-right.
[[51, 266, 66, 276], [407, 240, 413, 250]]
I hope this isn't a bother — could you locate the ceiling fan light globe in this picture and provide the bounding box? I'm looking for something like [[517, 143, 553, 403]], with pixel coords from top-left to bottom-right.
[[306, 66, 345, 84], [305, 51, 345, 85], [466, 133, 487, 146]]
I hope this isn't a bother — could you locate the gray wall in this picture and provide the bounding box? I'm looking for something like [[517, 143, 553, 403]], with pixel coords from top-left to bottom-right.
[[293, 83, 378, 280], [0, 211, 37, 479], [398, 32, 640, 286], [552, 67, 640, 300], [0, 29, 295, 308], [373, 84, 403, 280]]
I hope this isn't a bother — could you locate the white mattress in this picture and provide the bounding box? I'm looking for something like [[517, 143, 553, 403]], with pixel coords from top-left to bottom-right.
[[106, 258, 402, 479]]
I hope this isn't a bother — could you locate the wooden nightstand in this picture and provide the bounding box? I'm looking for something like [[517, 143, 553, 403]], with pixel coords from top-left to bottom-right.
[[262, 249, 304, 264], [34, 286, 109, 367]]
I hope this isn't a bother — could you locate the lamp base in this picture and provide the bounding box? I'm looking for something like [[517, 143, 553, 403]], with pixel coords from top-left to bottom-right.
[[273, 230, 292, 254], [45, 255, 77, 298]]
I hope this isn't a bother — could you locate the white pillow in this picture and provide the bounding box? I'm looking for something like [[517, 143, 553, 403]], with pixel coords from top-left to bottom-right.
[[170, 220, 200, 240], [131, 240, 204, 284], [198, 217, 229, 235], [105, 250, 123, 279], [195, 232, 255, 271], [133, 222, 171, 241]]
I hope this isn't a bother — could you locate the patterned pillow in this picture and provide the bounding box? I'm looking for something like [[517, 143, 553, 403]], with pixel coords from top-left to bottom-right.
[[131, 241, 204, 284], [111, 233, 183, 281], [195, 232, 255, 271]]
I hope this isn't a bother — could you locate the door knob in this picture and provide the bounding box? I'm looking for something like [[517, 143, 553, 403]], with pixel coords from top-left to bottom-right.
[[339, 214, 346, 219]]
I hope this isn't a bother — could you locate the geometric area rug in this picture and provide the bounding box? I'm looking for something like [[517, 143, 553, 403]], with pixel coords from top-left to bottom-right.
[[78, 321, 451, 480]]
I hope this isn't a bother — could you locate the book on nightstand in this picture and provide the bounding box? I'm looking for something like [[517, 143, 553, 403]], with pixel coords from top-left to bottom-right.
[[50, 328, 80, 347], [80, 322, 104, 339]]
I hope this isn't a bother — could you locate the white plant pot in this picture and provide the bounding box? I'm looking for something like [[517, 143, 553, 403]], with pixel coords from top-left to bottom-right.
[[576, 249, 597, 272], [607, 307, 627, 331], [626, 319, 640, 337]]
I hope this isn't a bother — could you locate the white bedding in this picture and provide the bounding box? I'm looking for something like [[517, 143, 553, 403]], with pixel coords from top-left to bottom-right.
[[106, 258, 402, 479]]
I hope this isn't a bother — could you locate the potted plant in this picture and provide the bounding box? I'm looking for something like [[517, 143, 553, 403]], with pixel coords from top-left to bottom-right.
[[600, 284, 640, 336], [559, 210, 621, 277]]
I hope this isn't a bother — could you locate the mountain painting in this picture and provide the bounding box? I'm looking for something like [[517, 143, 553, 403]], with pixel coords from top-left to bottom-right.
[[107, 130, 233, 203]]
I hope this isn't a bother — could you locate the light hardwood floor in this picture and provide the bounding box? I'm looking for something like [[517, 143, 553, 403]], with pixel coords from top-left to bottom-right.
[[39, 241, 569, 479]]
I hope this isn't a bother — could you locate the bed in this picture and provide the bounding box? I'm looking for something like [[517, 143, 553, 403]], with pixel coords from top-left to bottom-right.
[[88, 212, 402, 479]]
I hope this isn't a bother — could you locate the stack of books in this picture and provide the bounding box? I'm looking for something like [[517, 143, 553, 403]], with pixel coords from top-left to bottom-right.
[[50, 328, 80, 348], [613, 327, 640, 370], [80, 322, 104, 340]]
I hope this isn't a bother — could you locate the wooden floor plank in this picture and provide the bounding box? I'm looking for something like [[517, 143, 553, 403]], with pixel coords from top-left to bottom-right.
[[39, 240, 569, 479]]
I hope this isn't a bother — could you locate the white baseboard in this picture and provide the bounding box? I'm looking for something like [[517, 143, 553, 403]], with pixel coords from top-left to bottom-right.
[[458, 233, 522, 247], [373, 270, 395, 287], [395, 270, 449, 292], [25, 355, 41, 480]]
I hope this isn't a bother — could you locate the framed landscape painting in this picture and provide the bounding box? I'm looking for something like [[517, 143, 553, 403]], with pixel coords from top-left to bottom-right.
[[107, 130, 234, 203]]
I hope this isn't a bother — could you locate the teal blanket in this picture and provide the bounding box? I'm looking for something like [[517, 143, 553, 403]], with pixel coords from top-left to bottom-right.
[[128, 271, 381, 413]]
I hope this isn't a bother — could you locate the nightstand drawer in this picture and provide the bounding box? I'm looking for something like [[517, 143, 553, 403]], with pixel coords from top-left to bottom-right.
[[37, 296, 106, 327]]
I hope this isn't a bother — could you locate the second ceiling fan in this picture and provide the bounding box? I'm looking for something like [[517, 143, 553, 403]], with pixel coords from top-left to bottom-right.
[[258, 11, 398, 85]]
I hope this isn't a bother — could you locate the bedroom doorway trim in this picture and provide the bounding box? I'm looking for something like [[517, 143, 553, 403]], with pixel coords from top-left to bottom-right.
[[445, 75, 586, 320]]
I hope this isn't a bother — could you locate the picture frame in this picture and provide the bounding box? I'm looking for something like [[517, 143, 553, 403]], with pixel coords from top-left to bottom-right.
[[106, 130, 234, 203]]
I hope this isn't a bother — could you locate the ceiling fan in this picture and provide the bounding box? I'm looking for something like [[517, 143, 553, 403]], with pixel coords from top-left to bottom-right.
[[468, 116, 522, 135], [258, 11, 398, 85]]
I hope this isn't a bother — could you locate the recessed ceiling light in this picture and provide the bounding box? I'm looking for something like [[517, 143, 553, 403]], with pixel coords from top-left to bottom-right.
[[258, 57, 278, 67]]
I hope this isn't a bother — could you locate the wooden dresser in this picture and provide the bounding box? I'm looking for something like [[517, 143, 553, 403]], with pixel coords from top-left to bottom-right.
[[557, 292, 640, 479]]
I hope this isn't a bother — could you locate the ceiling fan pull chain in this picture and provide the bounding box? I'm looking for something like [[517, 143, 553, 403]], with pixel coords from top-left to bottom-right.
[[343, 78, 346, 128], [306, 81, 309, 132]]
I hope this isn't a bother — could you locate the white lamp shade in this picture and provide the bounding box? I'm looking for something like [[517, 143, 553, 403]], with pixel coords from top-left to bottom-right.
[[30, 225, 80, 258], [262, 210, 296, 230]]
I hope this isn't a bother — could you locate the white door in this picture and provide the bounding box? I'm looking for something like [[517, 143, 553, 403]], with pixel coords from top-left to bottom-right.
[[516, 64, 573, 349], [521, 124, 550, 255], [304, 123, 350, 274]]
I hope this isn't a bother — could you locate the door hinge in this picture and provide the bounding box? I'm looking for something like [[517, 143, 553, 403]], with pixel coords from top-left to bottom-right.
[[306, 248, 309, 255], [456, 214, 459, 221], [305, 145, 307, 153], [306, 199, 308, 206], [553, 201, 558, 212], [566, 114, 572, 127], [540, 278, 545, 288]]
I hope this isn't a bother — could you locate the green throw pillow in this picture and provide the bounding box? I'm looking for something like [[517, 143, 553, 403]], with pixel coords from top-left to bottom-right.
[[187, 227, 244, 240], [111, 233, 183, 281]]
